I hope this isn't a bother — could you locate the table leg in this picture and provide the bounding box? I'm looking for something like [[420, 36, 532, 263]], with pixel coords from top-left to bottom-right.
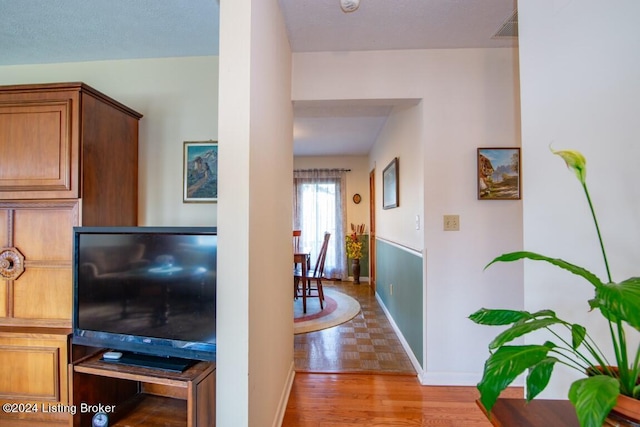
[[302, 259, 307, 313]]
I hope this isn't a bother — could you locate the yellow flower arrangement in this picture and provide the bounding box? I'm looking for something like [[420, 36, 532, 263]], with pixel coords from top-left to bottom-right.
[[346, 223, 365, 259], [346, 232, 363, 259]]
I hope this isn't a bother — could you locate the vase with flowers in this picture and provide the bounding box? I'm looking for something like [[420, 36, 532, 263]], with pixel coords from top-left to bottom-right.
[[347, 223, 365, 284], [470, 148, 640, 427]]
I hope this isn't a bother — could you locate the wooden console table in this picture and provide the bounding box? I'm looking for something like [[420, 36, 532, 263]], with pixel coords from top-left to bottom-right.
[[477, 398, 639, 427], [476, 398, 579, 427], [72, 351, 215, 426]]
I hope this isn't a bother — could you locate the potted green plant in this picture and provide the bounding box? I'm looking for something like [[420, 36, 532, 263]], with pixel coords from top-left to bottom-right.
[[469, 148, 640, 427]]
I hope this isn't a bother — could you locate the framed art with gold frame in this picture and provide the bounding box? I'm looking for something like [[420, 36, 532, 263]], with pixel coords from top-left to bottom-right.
[[183, 140, 218, 203]]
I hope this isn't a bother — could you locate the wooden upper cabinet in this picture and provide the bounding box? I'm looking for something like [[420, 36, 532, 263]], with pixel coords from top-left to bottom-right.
[[0, 82, 142, 213], [0, 99, 75, 195]]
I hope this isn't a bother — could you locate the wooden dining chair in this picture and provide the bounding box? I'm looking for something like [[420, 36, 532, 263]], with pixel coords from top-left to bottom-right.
[[294, 232, 330, 313], [293, 229, 302, 249]]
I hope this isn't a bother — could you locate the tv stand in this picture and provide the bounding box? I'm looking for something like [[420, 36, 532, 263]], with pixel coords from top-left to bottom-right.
[[101, 351, 196, 372], [72, 350, 215, 427]]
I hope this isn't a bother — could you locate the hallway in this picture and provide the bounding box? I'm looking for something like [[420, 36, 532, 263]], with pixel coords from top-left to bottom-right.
[[286, 281, 515, 426], [294, 280, 416, 374]]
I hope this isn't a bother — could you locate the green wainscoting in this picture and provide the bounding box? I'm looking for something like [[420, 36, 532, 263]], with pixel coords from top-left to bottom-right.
[[376, 239, 423, 367], [347, 234, 369, 276]]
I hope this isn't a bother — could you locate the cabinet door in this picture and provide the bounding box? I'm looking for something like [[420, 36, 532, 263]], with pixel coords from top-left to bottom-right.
[[0, 331, 71, 426], [0, 201, 79, 328], [0, 92, 79, 199]]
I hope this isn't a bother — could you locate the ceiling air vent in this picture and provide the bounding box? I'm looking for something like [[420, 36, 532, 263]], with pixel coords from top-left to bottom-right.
[[493, 9, 518, 39]]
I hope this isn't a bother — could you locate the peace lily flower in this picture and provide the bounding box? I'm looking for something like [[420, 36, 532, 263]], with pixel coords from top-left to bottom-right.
[[551, 146, 587, 184]]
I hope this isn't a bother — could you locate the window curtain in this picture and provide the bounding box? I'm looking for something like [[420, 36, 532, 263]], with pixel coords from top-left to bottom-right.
[[293, 169, 348, 279]]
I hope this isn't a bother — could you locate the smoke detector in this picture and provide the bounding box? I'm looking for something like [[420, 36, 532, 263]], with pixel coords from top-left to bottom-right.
[[340, 0, 360, 13]]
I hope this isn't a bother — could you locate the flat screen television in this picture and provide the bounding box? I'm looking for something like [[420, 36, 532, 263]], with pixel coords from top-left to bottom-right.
[[72, 226, 217, 370]]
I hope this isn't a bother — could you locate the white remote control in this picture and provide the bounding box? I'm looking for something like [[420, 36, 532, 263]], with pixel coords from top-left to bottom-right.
[[103, 351, 123, 360]]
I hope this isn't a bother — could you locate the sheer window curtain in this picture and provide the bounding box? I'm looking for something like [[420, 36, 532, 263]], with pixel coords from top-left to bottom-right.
[[293, 169, 347, 280]]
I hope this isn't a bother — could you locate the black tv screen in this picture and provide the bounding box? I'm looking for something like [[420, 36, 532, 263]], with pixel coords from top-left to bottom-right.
[[72, 227, 217, 363]]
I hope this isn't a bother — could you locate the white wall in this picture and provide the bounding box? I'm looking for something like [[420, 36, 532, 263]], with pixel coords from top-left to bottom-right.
[[421, 50, 522, 383], [0, 56, 219, 227], [293, 48, 522, 384], [218, 0, 294, 426], [370, 102, 424, 250], [293, 155, 371, 233], [519, 0, 640, 398]]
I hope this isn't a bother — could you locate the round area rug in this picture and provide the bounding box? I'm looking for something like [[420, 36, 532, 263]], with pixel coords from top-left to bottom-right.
[[294, 289, 360, 334]]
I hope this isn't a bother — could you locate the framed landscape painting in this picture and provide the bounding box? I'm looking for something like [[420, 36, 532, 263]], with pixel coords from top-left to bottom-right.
[[183, 141, 218, 203], [383, 157, 399, 209], [477, 147, 521, 200]]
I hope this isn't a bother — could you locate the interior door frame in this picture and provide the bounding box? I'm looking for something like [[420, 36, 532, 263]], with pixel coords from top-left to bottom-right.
[[369, 168, 376, 292]]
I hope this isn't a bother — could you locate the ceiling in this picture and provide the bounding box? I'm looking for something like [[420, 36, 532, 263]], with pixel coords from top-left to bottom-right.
[[0, 0, 220, 65], [0, 0, 518, 156]]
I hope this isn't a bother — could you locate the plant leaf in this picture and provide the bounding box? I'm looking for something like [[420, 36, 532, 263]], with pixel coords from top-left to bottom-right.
[[633, 384, 640, 399], [571, 323, 587, 349], [486, 251, 604, 290], [478, 344, 554, 413], [531, 309, 557, 318], [526, 357, 558, 401], [489, 317, 561, 350], [469, 308, 532, 326], [594, 277, 640, 331], [568, 376, 619, 427]]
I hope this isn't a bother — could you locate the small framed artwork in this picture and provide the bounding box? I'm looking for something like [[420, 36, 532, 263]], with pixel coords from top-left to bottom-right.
[[382, 157, 399, 209], [183, 140, 218, 203], [477, 147, 521, 200]]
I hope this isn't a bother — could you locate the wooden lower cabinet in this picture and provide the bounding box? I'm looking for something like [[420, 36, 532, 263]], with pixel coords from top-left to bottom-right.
[[0, 201, 78, 329], [72, 351, 215, 427], [0, 328, 71, 426]]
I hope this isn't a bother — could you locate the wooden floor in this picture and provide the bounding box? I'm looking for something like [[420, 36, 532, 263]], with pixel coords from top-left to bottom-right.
[[286, 280, 523, 426], [283, 373, 522, 426]]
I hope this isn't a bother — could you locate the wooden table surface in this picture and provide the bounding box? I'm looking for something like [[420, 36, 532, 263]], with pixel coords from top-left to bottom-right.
[[476, 398, 580, 427]]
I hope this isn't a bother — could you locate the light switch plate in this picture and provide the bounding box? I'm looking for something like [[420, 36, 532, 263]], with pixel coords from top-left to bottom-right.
[[444, 214, 460, 231]]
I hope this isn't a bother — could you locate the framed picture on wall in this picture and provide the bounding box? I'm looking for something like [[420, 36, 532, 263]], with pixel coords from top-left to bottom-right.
[[183, 140, 218, 203], [382, 157, 399, 209], [477, 147, 521, 200]]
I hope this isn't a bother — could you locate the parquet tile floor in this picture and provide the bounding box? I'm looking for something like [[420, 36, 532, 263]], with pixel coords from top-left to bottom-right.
[[294, 280, 416, 374]]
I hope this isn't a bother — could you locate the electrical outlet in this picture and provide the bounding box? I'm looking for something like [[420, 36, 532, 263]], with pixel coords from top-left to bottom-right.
[[390, 283, 393, 295], [443, 214, 460, 231]]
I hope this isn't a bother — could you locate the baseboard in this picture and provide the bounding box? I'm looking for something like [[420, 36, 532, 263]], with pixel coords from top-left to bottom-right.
[[346, 276, 370, 282], [420, 371, 482, 386], [272, 361, 296, 427], [375, 292, 425, 380], [420, 371, 524, 387]]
